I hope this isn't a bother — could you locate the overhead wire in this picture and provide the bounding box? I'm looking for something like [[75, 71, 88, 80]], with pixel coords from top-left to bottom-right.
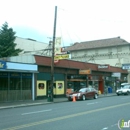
[[57, 7, 82, 47]]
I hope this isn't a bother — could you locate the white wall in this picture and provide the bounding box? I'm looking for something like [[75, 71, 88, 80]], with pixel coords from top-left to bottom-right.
[[15, 37, 48, 54]]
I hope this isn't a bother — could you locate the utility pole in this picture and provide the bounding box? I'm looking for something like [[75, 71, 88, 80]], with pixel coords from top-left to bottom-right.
[[48, 6, 57, 102]]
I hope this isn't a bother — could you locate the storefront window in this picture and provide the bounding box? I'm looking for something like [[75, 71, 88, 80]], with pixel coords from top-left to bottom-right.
[[58, 83, 63, 89], [10, 73, 21, 90], [67, 83, 73, 89], [38, 83, 44, 89], [22, 73, 32, 90], [0, 72, 8, 90]]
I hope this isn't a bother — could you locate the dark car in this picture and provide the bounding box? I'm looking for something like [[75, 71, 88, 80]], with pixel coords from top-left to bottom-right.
[[67, 87, 98, 101]]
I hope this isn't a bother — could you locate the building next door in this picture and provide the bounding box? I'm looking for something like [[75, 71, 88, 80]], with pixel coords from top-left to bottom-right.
[[0, 72, 33, 102]]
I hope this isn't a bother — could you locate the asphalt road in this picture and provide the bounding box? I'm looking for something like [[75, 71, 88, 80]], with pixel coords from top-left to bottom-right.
[[0, 95, 130, 130]]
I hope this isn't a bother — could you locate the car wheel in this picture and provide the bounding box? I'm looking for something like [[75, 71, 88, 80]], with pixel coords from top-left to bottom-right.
[[94, 94, 98, 99], [82, 95, 86, 101], [117, 94, 119, 96]]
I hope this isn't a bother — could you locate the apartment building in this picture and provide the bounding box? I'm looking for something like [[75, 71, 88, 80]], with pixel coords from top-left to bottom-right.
[[66, 37, 130, 82]]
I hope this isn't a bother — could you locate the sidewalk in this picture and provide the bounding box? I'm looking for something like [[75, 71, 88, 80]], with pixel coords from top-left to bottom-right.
[[0, 93, 116, 110]]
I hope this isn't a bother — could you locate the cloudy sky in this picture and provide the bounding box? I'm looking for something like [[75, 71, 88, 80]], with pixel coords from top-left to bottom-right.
[[0, 0, 130, 46]]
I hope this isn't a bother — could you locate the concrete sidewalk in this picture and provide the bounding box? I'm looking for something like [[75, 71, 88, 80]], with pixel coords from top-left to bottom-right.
[[0, 93, 116, 110]]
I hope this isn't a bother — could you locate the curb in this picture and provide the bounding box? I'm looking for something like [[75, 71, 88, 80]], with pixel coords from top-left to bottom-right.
[[0, 94, 116, 110]]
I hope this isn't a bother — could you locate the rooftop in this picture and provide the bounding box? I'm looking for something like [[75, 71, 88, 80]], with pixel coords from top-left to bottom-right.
[[66, 37, 130, 51]]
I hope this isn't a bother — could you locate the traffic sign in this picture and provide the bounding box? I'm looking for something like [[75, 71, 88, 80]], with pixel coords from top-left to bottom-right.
[[54, 54, 69, 60]]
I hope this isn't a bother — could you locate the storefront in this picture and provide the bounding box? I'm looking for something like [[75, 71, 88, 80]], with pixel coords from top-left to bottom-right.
[[34, 55, 128, 97], [36, 72, 65, 99], [0, 60, 38, 102]]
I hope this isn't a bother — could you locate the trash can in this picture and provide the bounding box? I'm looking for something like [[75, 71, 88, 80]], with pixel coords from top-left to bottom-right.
[[108, 87, 112, 93]]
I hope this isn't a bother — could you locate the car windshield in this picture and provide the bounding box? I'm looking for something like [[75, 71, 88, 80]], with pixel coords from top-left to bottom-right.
[[121, 85, 129, 89], [79, 88, 87, 92]]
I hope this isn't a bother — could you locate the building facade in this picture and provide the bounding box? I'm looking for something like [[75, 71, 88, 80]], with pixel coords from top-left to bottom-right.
[[0, 55, 128, 102], [34, 55, 128, 99], [0, 59, 38, 102], [65, 37, 130, 82], [14, 37, 50, 55]]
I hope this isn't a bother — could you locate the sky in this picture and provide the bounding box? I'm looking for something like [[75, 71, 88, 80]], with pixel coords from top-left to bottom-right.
[[0, 0, 130, 46]]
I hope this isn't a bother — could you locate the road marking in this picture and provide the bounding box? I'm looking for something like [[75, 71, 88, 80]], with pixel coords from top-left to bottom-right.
[[101, 127, 108, 130], [3, 102, 130, 130], [87, 102, 98, 105], [111, 123, 117, 127], [21, 109, 52, 115], [101, 123, 117, 130]]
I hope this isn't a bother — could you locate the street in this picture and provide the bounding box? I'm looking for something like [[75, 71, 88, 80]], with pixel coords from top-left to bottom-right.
[[0, 95, 130, 130]]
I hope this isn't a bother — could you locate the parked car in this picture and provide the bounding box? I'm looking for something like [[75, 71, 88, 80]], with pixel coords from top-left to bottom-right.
[[116, 84, 130, 96], [67, 87, 98, 101]]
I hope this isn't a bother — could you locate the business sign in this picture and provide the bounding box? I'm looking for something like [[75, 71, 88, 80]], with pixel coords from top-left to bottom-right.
[[54, 54, 69, 60], [0, 60, 6, 69], [122, 64, 130, 69], [98, 64, 110, 69], [111, 73, 121, 78], [79, 69, 91, 74], [55, 37, 61, 55]]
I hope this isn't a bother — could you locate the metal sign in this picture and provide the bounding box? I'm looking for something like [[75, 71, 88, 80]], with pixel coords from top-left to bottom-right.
[[55, 37, 61, 54], [111, 73, 121, 78], [79, 69, 91, 74], [54, 54, 69, 60], [98, 64, 110, 69], [0, 60, 6, 69], [122, 64, 130, 69]]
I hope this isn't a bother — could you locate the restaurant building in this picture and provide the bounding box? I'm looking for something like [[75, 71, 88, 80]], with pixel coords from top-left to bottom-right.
[[35, 55, 128, 99]]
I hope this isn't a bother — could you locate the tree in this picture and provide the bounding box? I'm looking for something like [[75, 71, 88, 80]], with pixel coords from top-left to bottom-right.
[[0, 22, 23, 58]]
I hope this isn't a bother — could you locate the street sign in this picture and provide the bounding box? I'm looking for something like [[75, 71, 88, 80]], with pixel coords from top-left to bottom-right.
[[54, 54, 69, 60], [122, 64, 130, 69]]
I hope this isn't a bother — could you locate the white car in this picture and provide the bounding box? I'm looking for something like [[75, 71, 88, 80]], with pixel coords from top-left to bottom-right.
[[116, 84, 130, 96]]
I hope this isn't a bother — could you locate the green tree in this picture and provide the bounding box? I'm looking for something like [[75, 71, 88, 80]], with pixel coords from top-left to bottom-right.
[[0, 22, 23, 58]]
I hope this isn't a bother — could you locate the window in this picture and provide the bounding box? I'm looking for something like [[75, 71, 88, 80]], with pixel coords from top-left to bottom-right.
[[108, 48, 112, 53], [117, 47, 122, 52], [10, 73, 21, 90], [38, 83, 44, 89], [58, 83, 63, 89], [0, 72, 8, 90], [74, 52, 77, 56], [95, 49, 98, 55], [22, 73, 32, 90]]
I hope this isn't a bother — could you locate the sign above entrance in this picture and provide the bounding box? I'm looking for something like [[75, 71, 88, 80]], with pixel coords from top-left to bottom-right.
[[79, 69, 91, 74], [98, 64, 110, 69], [111, 72, 121, 78], [0, 60, 6, 69]]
